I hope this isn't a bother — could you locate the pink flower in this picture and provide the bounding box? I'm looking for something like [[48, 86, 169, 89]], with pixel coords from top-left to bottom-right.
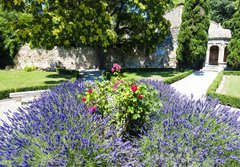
[[113, 84, 118, 90], [137, 94, 144, 99], [112, 63, 121, 72], [88, 89, 92, 93], [131, 84, 138, 92], [111, 68, 115, 73], [88, 106, 97, 113], [82, 97, 87, 102]]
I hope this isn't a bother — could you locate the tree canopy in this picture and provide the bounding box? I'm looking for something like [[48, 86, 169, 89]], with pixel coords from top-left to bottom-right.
[[176, 0, 210, 69], [226, 3, 240, 69], [0, 1, 170, 56], [209, 0, 236, 27]]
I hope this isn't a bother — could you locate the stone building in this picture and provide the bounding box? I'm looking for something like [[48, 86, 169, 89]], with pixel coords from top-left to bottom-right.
[[204, 21, 231, 70]]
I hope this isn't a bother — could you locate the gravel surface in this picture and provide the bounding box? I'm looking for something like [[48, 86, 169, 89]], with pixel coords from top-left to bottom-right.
[[171, 71, 218, 100]]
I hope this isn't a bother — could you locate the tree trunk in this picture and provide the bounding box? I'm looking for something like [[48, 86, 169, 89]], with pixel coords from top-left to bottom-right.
[[95, 43, 105, 69]]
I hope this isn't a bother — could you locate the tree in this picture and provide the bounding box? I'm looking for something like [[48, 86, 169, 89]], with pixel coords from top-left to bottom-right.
[[209, 0, 235, 27], [0, 6, 28, 68], [176, 0, 210, 69], [226, 3, 240, 69], [0, 0, 170, 68]]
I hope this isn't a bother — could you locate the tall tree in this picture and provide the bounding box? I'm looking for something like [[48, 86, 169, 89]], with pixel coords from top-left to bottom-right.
[[226, 3, 240, 69], [209, 0, 235, 27], [177, 0, 210, 69], [0, 0, 170, 68]]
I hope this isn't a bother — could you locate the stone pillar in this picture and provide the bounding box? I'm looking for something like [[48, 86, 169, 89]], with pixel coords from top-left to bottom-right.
[[218, 43, 225, 64], [205, 44, 211, 65]]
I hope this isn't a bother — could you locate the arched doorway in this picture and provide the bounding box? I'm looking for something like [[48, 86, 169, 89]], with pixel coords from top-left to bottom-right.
[[224, 46, 229, 62], [209, 46, 219, 65]]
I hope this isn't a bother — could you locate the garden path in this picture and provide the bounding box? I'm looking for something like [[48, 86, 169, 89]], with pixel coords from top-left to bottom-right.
[[171, 71, 218, 100]]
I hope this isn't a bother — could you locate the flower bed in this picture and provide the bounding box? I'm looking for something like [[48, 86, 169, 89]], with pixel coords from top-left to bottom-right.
[[0, 65, 240, 166]]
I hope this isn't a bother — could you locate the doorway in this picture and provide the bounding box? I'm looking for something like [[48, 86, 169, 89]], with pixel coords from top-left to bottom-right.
[[209, 46, 219, 65]]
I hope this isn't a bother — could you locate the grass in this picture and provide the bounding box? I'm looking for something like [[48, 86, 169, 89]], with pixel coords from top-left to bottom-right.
[[119, 70, 191, 82], [220, 75, 240, 98], [0, 70, 76, 91]]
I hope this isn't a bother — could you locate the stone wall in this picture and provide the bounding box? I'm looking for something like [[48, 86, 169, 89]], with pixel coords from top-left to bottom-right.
[[14, 45, 98, 70]]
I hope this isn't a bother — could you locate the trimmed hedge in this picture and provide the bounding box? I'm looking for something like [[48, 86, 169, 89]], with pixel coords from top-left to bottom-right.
[[224, 70, 240, 76], [105, 69, 193, 84], [0, 85, 54, 100], [207, 71, 240, 108], [163, 70, 193, 84]]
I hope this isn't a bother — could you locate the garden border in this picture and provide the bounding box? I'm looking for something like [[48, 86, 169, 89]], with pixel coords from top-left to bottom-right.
[[207, 71, 240, 108]]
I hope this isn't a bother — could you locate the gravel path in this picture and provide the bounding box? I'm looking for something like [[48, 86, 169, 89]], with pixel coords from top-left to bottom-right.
[[171, 71, 218, 100]]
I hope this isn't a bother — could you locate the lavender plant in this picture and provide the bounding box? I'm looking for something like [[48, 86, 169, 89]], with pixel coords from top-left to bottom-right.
[[0, 81, 139, 166], [137, 80, 240, 166]]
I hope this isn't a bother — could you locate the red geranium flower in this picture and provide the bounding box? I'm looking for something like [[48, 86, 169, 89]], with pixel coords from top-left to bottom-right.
[[137, 94, 144, 99], [82, 97, 87, 102], [88, 89, 92, 93], [131, 84, 138, 92]]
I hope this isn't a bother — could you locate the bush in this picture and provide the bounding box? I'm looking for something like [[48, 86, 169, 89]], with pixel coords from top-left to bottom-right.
[[23, 65, 38, 72], [224, 70, 240, 76], [163, 70, 193, 84], [137, 80, 240, 166], [80, 64, 162, 137]]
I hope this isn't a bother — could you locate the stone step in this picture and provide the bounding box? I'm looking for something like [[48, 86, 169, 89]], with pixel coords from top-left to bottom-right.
[[201, 65, 222, 72]]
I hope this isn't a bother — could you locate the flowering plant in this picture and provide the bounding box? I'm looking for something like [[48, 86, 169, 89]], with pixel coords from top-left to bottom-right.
[[80, 63, 161, 136]]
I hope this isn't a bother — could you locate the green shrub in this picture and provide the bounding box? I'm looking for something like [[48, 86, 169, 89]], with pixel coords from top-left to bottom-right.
[[23, 65, 38, 72], [163, 70, 193, 84], [224, 70, 240, 76], [79, 64, 162, 137]]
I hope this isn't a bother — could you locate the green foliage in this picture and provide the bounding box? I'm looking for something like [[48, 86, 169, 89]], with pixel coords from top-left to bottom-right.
[[224, 70, 240, 75], [80, 64, 161, 137], [82, 80, 161, 137], [226, 9, 240, 69], [209, 0, 235, 26], [0, 0, 170, 57], [23, 65, 38, 72], [177, 0, 210, 69], [163, 69, 193, 84], [0, 6, 27, 68], [207, 71, 240, 108]]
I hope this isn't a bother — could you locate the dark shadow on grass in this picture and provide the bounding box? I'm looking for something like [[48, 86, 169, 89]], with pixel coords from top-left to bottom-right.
[[44, 80, 66, 84], [46, 74, 76, 79]]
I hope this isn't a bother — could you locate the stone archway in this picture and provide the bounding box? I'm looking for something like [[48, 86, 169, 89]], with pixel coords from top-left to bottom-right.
[[209, 46, 219, 65]]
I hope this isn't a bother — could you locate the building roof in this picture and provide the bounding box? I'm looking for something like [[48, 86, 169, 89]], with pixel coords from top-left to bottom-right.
[[208, 21, 231, 40]]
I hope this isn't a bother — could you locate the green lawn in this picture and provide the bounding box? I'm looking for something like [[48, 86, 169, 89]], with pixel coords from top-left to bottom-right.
[[0, 70, 76, 91], [220, 75, 240, 98], [119, 70, 191, 81]]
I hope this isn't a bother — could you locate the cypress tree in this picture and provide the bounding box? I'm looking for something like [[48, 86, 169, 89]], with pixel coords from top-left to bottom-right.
[[177, 0, 210, 69], [226, 5, 240, 69]]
